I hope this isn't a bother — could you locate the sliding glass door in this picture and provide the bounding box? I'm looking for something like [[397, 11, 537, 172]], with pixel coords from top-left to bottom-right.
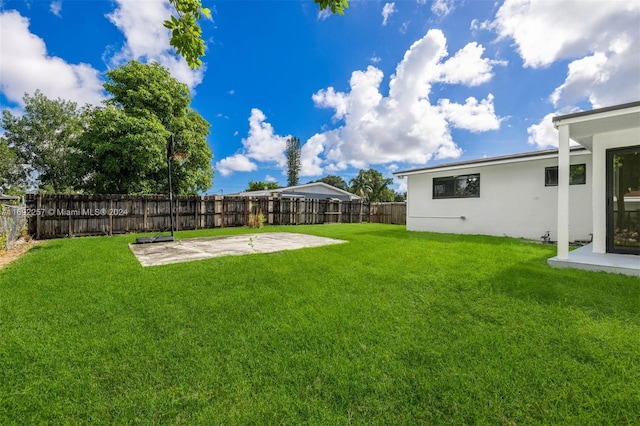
[[606, 146, 640, 255]]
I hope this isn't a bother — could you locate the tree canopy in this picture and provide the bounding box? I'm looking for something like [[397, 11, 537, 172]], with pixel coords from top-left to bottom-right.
[[314, 0, 349, 14], [246, 181, 280, 192], [1, 91, 87, 193], [167, 0, 350, 69], [285, 136, 301, 187], [75, 61, 213, 194], [0, 138, 23, 195], [349, 169, 394, 202], [312, 175, 349, 191]]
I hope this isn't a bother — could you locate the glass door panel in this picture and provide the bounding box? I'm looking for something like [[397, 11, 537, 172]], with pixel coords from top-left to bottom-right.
[[607, 146, 640, 255]]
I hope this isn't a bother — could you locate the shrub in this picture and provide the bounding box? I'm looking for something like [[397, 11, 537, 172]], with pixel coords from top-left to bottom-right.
[[247, 212, 265, 229]]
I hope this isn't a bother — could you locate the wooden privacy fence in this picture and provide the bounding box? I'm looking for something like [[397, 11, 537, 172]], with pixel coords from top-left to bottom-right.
[[370, 202, 407, 225], [25, 194, 406, 239]]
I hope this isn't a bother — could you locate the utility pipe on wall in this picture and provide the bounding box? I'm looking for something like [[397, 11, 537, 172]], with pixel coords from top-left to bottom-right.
[[409, 215, 466, 219]]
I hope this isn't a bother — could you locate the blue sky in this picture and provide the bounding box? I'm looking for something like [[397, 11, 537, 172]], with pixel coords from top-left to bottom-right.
[[1, 0, 639, 194]]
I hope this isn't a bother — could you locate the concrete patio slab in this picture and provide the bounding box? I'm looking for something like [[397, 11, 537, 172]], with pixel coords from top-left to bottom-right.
[[129, 232, 347, 267], [548, 244, 640, 277]]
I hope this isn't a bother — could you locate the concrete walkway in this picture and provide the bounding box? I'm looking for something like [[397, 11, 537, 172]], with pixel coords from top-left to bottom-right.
[[129, 232, 347, 267]]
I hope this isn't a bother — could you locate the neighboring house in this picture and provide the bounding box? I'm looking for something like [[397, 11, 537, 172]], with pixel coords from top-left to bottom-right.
[[395, 101, 640, 276], [229, 182, 361, 202]]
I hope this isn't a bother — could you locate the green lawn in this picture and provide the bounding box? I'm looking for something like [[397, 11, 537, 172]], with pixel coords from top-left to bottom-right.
[[1, 224, 638, 424]]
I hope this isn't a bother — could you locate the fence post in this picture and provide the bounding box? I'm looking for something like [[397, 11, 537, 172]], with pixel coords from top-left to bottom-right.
[[109, 198, 113, 236], [36, 194, 41, 240], [220, 196, 225, 228], [175, 197, 180, 231], [194, 196, 199, 230], [143, 197, 148, 232], [68, 208, 72, 237]]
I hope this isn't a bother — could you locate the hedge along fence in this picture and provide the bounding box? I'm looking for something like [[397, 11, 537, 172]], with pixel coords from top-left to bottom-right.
[[25, 194, 406, 239]]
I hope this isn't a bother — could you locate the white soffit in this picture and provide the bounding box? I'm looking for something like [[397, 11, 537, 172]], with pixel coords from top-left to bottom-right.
[[553, 102, 640, 150]]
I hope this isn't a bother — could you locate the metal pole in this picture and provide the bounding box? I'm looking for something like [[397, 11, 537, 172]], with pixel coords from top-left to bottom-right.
[[168, 134, 175, 237]]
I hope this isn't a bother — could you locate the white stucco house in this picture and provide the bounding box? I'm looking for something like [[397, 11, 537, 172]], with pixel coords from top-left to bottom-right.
[[230, 182, 361, 202], [394, 101, 640, 276]]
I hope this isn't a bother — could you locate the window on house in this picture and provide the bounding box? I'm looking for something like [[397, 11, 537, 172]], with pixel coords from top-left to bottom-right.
[[433, 174, 480, 199], [545, 164, 586, 186]]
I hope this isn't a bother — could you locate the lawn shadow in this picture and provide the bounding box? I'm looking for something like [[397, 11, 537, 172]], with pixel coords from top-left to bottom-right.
[[487, 256, 640, 321]]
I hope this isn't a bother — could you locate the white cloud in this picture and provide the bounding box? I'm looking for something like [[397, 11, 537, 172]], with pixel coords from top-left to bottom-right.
[[215, 154, 256, 177], [382, 3, 396, 26], [106, 0, 204, 90], [50, 1, 62, 17], [489, 0, 640, 109], [370, 55, 381, 64], [265, 175, 278, 183], [527, 111, 583, 149], [301, 133, 328, 176], [312, 87, 349, 121], [242, 109, 289, 165], [526, 113, 557, 149], [438, 95, 501, 132], [431, 0, 455, 18], [0, 11, 105, 106], [550, 53, 609, 107], [306, 29, 501, 175], [488, 0, 640, 148], [215, 109, 289, 176], [437, 42, 501, 86], [490, 0, 639, 68], [317, 8, 331, 21]]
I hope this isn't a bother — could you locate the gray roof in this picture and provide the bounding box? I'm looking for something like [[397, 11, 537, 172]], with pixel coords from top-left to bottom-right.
[[229, 182, 361, 200], [552, 101, 640, 123], [393, 147, 588, 176]]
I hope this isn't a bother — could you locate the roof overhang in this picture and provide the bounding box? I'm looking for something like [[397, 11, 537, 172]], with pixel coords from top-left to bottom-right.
[[393, 147, 589, 178], [552, 101, 640, 150]]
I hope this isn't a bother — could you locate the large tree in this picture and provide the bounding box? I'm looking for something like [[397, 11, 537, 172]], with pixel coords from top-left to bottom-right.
[[0, 138, 23, 195], [246, 181, 280, 192], [350, 169, 394, 202], [1, 90, 87, 192], [285, 136, 301, 187], [167, 0, 349, 69], [312, 175, 349, 191], [75, 61, 213, 194]]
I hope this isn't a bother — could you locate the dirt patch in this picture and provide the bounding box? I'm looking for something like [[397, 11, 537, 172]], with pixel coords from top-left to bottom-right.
[[129, 232, 347, 267], [0, 238, 42, 270]]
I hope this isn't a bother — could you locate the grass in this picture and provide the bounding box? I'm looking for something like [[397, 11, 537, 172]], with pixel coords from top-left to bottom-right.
[[0, 224, 638, 424]]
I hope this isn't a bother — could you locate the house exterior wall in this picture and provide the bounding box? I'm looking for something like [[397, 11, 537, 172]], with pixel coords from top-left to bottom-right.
[[590, 127, 640, 253], [406, 152, 593, 241]]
